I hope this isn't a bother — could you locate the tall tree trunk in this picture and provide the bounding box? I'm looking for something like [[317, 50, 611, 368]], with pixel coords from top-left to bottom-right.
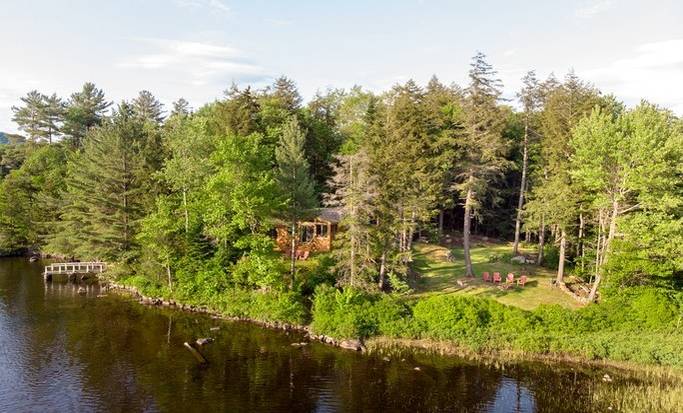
[[537, 216, 545, 265], [463, 186, 474, 277], [578, 212, 585, 272], [406, 210, 416, 261], [556, 229, 567, 283], [289, 222, 297, 288], [182, 188, 189, 234], [589, 200, 619, 302], [378, 247, 387, 291], [513, 118, 529, 255], [166, 264, 172, 290], [350, 229, 356, 287]]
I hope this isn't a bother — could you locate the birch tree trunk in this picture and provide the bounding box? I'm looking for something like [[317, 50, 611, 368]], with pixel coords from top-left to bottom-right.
[[166, 264, 173, 290], [513, 118, 529, 255], [589, 200, 619, 302], [378, 247, 387, 291], [556, 229, 566, 284], [463, 187, 474, 277], [537, 216, 545, 265]]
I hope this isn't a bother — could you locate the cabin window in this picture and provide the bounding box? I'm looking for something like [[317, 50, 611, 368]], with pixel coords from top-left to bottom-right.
[[300, 225, 315, 243], [316, 223, 328, 237]]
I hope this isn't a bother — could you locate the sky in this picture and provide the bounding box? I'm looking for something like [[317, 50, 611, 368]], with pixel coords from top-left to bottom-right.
[[1, 0, 682, 133]]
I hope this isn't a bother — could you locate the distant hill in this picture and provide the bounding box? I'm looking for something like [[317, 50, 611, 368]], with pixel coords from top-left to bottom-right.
[[0, 132, 26, 145]]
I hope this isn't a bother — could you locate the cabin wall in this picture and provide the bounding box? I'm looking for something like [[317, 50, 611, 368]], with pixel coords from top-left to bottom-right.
[[275, 221, 335, 253]]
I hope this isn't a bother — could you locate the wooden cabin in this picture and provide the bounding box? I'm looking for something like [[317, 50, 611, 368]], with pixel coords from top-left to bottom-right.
[[276, 208, 341, 255]]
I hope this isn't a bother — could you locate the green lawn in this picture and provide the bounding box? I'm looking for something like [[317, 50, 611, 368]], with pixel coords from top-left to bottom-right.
[[411, 241, 582, 310]]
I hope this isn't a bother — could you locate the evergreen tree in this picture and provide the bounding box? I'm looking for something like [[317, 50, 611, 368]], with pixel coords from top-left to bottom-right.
[[215, 85, 261, 136], [132, 90, 165, 124], [424, 76, 464, 235], [326, 150, 375, 288], [456, 52, 510, 276], [12, 91, 46, 142], [62, 82, 112, 148], [276, 117, 317, 285], [512, 71, 540, 255], [303, 89, 345, 192], [49, 103, 148, 261], [170, 98, 191, 118], [527, 73, 601, 281], [270, 76, 302, 111]]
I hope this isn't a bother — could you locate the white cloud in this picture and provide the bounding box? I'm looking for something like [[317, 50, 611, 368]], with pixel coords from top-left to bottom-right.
[[119, 38, 267, 88], [575, 0, 615, 18], [175, 0, 230, 15], [581, 38, 683, 113]]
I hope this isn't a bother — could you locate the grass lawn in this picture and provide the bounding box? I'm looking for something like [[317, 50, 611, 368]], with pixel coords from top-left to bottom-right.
[[411, 241, 582, 311]]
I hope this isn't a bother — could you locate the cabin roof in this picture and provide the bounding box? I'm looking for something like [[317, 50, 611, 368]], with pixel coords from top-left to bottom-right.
[[316, 207, 342, 223]]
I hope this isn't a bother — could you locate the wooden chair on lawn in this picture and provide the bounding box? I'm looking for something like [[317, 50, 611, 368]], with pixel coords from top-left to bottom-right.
[[492, 272, 502, 283], [506, 273, 515, 285], [517, 275, 528, 287], [482, 272, 491, 283]]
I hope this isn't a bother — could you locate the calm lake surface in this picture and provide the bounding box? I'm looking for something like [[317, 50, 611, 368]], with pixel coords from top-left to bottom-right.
[[0, 257, 652, 412]]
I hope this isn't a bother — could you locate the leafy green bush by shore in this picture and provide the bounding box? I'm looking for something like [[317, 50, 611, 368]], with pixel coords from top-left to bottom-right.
[[310, 284, 683, 366]]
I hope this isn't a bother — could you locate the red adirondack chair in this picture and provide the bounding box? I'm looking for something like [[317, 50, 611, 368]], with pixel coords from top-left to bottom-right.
[[482, 272, 491, 283], [517, 275, 528, 287], [493, 272, 501, 283], [506, 273, 515, 284], [299, 250, 310, 260]]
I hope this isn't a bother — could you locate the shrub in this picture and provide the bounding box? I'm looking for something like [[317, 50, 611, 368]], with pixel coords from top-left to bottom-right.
[[310, 285, 379, 338]]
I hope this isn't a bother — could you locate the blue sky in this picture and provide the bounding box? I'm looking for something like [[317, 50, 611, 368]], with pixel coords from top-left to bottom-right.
[[1, 0, 682, 132]]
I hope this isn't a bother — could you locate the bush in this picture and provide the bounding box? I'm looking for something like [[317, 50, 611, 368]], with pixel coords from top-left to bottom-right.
[[310, 285, 379, 338], [216, 288, 307, 325]]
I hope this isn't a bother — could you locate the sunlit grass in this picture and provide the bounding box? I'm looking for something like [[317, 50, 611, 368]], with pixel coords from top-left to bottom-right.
[[411, 241, 582, 310]]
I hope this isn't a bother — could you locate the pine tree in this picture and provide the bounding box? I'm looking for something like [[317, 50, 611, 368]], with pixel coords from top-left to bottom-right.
[[170, 98, 191, 118], [42, 93, 65, 144], [512, 71, 540, 255], [63, 82, 111, 148], [12, 91, 45, 142], [457, 53, 510, 276], [325, 150, 375, 288], [276, 117, 317, 285], [49, 103, 148, 261], [216, 85, 261, 136], [270, 76, 302, 111], [132, 90, 165, 124], [424, 76, 464, 235]]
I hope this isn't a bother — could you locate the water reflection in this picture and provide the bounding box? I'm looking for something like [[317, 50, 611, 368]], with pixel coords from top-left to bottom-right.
[[0, 258, 658, 412]]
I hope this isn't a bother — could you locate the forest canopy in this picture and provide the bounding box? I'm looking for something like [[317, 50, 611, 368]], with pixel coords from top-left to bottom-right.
[[1, 54, 682, 346]]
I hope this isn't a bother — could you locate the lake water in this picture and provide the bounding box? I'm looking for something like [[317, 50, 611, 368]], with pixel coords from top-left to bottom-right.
[[0, 257, 661, 412]]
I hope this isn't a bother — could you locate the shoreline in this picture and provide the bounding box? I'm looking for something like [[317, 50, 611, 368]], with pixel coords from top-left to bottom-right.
[[103, 280, 683, 375]]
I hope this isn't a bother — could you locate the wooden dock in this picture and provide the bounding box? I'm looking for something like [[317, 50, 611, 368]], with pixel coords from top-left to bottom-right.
[[44, 262, 106, 282]]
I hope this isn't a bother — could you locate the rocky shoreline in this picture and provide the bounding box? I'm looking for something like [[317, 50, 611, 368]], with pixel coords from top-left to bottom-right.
[[104, 281, 366, 352]]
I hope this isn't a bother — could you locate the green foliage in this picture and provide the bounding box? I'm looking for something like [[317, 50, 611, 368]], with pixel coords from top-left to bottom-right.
[[311, 285, 411, 339]]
